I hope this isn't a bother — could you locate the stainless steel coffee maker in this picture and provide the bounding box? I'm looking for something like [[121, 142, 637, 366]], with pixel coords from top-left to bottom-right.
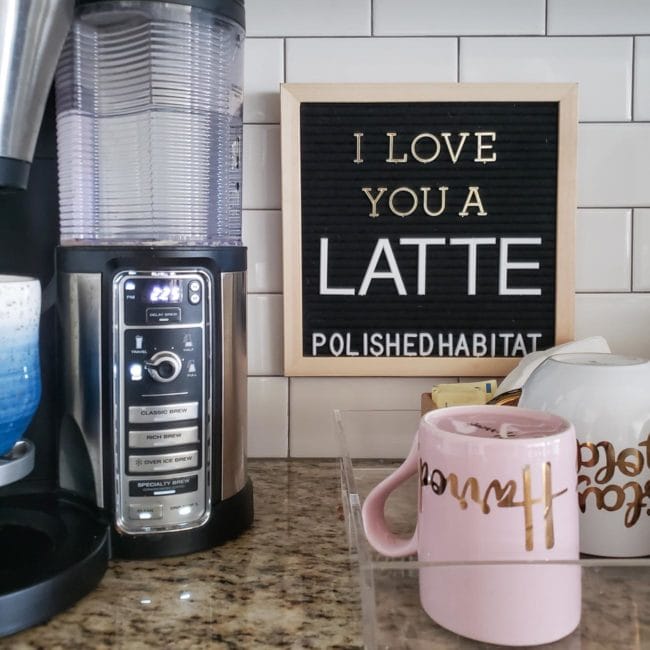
[[0, 0, 251, 636]]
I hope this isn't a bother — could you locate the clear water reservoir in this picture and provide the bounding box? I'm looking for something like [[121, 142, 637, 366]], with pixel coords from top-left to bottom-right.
[[55, 1, 244, 245]]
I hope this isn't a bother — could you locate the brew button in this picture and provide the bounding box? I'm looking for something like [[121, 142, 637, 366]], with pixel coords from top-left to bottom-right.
[[189, 293, 200, 305], [170, 502, 201, 519], [129, 450, 199, 473], [129, 402, 199, 423], [128, 504, 163, 520], [129, 426, 200, 448], [189, 280, 200, 292]]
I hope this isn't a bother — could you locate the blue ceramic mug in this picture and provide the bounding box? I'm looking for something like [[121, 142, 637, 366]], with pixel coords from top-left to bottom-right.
[[0, 275, 41, 456]]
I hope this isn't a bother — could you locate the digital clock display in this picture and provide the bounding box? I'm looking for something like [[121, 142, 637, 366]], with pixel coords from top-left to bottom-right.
[[145, 281, 182, 304]]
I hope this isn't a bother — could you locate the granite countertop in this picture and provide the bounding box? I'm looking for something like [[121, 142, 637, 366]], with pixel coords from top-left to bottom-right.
[[6, 460, 362, 649]]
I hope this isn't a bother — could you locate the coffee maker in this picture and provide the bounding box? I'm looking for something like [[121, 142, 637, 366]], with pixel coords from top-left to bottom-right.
[[0, 0, 252, 636]]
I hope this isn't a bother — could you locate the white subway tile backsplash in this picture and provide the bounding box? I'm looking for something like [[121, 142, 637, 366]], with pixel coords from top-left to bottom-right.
[[633, 209, 650, 291], [236, 0, 650, 458], [246, 0, 370, 37], [248, 377, 289, 457], [373, 0, 544, 36], [247, 294, 284, 375], [548, 0, 650, 35], [243, 39, 284, 123], [575, 293, 650, 357], [460, 37, 632, 121], [242, 210, 283, 293], [242, 124, 281, 210], [285, 38, 457, 83], [575, 209, 631, 292], [578, 124, 650, 208], [634, 37, 650, 120], [289, 377, 446, 457]]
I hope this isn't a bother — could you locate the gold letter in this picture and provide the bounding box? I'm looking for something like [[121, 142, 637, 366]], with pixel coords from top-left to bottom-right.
[[441, 132, 470, 163], [638, 433, 650, 468], [458, 186, 487, 217], [388, 187, 419, 218], [593, 441, 616, 484], [482, 479, 517, 514], [447, 473, 481, 510], [617, 447, 644, 477], [542, 462, 568, 549], [474, 131, 497, 163], [353, 132, 364, 164], [430, 468, 447, 495], [411, 132, 441, 163], [420, 186, 448, 217], [386, 132, 408, 163], [600, 484, 626, 512], [622, 481, 645, 527], [578, 440, 599, 471], [361, 187, 388, 218]]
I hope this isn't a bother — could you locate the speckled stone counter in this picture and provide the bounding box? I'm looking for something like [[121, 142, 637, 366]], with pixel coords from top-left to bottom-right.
[[5, 460, 362, 649]]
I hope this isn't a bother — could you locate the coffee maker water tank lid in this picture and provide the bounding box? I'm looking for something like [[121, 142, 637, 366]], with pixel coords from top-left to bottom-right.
[[76, 0, 245, 29]]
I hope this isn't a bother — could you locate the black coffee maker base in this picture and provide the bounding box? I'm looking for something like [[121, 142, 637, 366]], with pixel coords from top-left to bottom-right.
[[0, 492, 111, 638], [111, 478, 254, 559]]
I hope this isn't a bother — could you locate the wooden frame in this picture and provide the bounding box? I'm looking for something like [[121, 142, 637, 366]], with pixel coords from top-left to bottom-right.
[[281, 83, 577, 377]]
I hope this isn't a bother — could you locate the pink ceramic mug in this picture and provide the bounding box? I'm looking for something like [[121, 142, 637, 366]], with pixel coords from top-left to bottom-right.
[[362, 405, 581, 646]]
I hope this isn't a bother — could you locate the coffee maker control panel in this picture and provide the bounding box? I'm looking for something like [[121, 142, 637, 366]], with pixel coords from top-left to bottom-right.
[[113, 270, 212, 535]]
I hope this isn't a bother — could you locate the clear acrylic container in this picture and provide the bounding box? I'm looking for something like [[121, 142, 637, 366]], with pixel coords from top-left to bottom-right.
[[55, 0, 244, 246], [336, 409, 650, 649]]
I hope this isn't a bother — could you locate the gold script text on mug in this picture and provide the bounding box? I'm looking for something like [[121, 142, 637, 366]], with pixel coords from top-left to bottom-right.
[[578, 436, 650, 527], [420, 460, 568, 551]]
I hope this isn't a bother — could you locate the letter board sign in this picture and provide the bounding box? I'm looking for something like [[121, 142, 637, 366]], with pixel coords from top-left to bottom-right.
[[281, 84, 577, 376]]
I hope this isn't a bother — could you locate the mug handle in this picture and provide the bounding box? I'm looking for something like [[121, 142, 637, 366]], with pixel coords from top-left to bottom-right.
[[361, 436, 419, 558]]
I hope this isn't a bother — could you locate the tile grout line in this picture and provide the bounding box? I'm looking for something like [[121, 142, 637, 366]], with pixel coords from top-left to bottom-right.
[[283, 37, 287, 83], [632, 36, 636, 122], [545, 0, 549, 35], [630, 208, 635, 292], [247, 34, 650, 40]]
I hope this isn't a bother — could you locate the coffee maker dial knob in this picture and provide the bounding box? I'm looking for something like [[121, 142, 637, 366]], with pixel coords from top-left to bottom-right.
[[145, 351, 183, 383]]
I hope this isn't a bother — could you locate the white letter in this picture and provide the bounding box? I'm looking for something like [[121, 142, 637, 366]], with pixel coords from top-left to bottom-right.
[[400, 237, 446, 295], [312, 333, 326, 356], [450, 237, 496, 295], [438, 333, 454, 355], [361, 187, 388, 218], [499, 333, 515, 356], [403, 333, 417, 356], [419, 333, 434, 355], [330, 333, 345, 356], [472, 333, 487, 357], [454, 334, 470, 357], [320, 238, 355, 295], [511, 333, 528, 356], [499, 237, 542, 296], [474, 131, 497, 163], [359, 239, 407, 296], [527, 333, 542, 352]]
